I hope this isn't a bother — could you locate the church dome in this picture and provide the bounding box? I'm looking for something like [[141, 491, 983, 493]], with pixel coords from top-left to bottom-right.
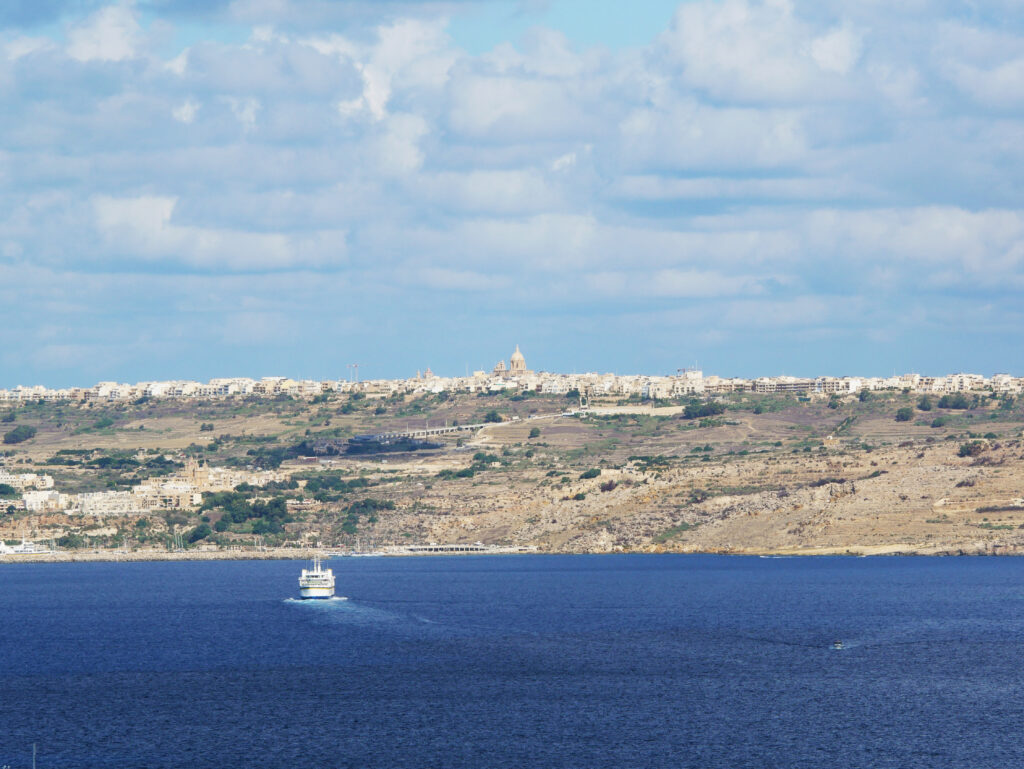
[[509, 345, 526, 373]]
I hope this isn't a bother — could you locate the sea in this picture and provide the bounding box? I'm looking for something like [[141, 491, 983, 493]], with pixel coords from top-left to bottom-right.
[[2, 554, 1024, 768]]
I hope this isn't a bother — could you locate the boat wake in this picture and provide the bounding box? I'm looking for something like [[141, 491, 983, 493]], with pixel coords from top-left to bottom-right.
[[283, 596, 349, 605]]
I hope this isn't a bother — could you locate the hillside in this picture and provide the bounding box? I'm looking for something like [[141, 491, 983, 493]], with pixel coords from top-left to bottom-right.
[[2, 389, 1022, 556]]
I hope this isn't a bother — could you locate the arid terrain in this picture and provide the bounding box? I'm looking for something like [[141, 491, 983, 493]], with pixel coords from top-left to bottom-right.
[[2, 388, 1022, 558]]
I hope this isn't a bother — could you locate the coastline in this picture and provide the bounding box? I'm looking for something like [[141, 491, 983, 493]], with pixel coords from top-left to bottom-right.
[[2, 541, 1018, 563]]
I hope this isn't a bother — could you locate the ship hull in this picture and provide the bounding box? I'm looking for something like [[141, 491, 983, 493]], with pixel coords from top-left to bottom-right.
[[299, 585, 335, 599]]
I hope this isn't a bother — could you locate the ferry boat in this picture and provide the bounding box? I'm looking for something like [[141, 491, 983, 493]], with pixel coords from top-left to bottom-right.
[[298, 555, 335, 599], [5, 538, 52, 555]]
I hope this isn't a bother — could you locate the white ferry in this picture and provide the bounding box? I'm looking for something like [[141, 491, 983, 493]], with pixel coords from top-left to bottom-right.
[[298, 555, 335, 599], [2, 538, 52, 555]]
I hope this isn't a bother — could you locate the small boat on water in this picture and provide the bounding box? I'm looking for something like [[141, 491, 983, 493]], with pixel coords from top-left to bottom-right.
[[298, 555, 335, 599], [832, 640, 844, 650]]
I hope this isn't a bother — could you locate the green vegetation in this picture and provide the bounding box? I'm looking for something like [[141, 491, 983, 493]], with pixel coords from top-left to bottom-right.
[[483, 410, 503, 423], [579, 468, 601, 479], [202, 492, 292, 534], [917, 396, 932, 411], [958, 441, 986, 458], [3, 425, 36, 444], [0, 483, 18, 499], [655, 521, 698, 543], [682, 402, 726, 420], [895, 407, 914, 422], [938, 393, 970, 410], [528, 427, 541, 439]]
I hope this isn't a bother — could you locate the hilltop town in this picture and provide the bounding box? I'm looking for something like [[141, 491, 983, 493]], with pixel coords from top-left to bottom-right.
[[2, 347, 1023, 559], [3, 347, 1022, 405]]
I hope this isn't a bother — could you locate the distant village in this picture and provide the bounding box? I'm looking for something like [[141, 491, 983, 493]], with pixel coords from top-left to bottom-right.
[[2, 345, 1022, 404], [1, 459, 284, 518]]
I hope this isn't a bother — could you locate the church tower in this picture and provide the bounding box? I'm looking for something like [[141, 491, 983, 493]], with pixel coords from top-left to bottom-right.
[[509, 345, 527, 375]]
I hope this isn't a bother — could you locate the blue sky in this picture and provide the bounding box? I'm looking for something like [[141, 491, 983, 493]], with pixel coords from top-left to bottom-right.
[[1, 0, 1023, 387]]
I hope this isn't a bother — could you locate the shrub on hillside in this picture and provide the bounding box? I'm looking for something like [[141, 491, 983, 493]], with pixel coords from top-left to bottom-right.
[[3, 425, 36, 444], [937, 393, 970, 410]]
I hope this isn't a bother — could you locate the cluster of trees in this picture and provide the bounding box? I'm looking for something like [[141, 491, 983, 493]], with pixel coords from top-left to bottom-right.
[[200, 492, 292, 535], [682, 402, 726, 420], [299, 474, 371, 502], [3, 425, 36, 444], [937, 394, 972, 410], [345, 438, 441, 455]]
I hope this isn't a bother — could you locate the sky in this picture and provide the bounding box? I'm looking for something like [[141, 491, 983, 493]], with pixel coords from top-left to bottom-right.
[[1, 0, 1023, 387]]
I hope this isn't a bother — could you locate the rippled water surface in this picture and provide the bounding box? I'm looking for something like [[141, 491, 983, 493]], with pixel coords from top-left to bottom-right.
[[2, 554, 1024, 768]]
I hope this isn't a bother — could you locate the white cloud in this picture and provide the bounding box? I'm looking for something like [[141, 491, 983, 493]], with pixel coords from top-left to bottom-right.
[[5, 37, 55, 61], [172, 99, 200, 124], [92, 195, 345, 270], [226, 97, 261, 131], [374, 112, 429, 175], [660, 0, 862, 103], [66, 3, 141, 63], [811, 25, 863, 75]]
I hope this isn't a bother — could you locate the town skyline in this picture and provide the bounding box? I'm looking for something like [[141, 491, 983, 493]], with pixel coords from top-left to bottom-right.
[[3, 342, 1021, 402]]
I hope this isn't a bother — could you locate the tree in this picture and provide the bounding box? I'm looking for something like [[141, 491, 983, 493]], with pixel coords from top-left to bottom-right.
[[895, 407, 914, 422], [483, 410, 502, 423], [938, 393, 970, 409], [857, 389, 871, 402], [917, 396, 932, 411], [579, 468, 601, 479], [188, 523, 212, 543], [682, 402, 725, 420], [0, 483, 18, 499], [528, 427, 541, 439], [199, 422, 215, 432], [958, 442, 986, 458], [3, 425, 36, 444]]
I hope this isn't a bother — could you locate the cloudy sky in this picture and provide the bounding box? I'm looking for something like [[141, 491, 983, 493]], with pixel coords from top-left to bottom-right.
[[2, 0, 1022, 387]]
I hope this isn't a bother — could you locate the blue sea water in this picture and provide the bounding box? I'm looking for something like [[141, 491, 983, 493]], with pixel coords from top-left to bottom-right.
[[2, 554, 1024, 768]]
